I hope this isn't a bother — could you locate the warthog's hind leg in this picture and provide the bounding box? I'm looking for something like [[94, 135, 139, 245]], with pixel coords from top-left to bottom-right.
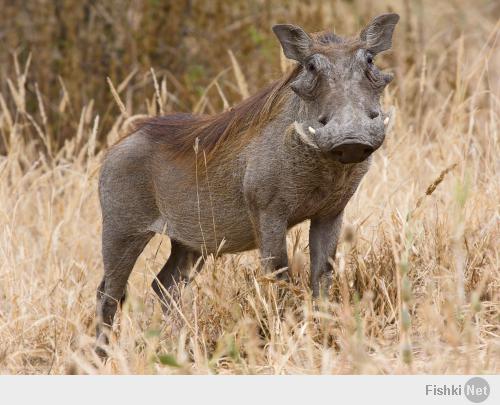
[[95, 229, 153, 359], [151, 240, 202, 313]]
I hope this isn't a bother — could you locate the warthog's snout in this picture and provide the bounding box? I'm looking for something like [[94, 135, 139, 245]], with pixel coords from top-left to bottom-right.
[[295, 109, 393, 164], [330, 142, 374, 164]]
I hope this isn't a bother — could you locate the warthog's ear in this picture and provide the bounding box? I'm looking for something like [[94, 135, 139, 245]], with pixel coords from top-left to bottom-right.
[[360, 13, 400, 54], [272, 24, 312, 63]]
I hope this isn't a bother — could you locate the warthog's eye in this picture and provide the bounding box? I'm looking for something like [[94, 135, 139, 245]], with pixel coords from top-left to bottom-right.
[[306, 61, 316, 73], [366, 52, 374, 65]]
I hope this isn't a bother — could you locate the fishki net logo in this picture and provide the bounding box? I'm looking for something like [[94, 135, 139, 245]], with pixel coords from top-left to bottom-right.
[[425, 377, 490, 403]]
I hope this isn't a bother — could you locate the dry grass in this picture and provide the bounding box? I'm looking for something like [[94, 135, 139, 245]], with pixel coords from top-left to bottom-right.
[[0, 0, 499, 374]]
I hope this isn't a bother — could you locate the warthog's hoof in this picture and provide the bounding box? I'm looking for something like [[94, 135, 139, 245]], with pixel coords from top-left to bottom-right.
[[273, 267, 290, 281], [95, 345, 108, 360]]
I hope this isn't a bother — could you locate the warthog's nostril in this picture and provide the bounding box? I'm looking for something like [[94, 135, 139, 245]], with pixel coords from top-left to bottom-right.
[[318, 115, 328, 126], [368, 110, 379, 120]]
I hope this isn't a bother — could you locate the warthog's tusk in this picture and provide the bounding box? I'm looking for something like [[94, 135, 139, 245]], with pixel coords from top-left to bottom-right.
[[383, 106, 396, 132], [293, 121, 320, 150], [308, 126, 316, 134]]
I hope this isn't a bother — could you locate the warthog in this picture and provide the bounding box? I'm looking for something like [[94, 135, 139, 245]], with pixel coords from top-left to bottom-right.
[[96, 14, 399, 355]]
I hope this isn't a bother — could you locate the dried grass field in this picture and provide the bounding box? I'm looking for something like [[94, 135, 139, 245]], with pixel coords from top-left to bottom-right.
[[0, 0, 499, 374]]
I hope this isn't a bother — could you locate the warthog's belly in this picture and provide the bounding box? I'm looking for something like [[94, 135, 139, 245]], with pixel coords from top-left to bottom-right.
[[148, 199, 257, 254]]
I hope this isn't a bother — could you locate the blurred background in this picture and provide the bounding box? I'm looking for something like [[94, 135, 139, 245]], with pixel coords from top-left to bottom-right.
[[1, 0, 498, 151]]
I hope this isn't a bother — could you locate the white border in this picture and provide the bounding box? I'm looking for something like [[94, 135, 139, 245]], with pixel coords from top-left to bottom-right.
[[0, 375, 498, 405]]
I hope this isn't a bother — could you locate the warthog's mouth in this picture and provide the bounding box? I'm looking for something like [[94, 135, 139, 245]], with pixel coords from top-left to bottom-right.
[[292, 107, 394, 164], [329, 141, 375, 163]]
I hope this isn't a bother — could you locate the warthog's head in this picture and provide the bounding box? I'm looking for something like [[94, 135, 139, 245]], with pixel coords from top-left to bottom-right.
[[273, 14, 399, 163]]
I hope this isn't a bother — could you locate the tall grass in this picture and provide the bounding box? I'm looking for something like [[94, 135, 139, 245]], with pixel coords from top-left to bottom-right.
[[0, 0, 498, 374]]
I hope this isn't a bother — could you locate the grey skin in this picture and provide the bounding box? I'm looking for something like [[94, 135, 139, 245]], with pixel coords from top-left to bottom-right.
[[96, 14, 399, 356]]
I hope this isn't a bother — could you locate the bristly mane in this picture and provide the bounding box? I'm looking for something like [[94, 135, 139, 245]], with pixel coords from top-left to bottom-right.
[[129, 66, 300, 161]]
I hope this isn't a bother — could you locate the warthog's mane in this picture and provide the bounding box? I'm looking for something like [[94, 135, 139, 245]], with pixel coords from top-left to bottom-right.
[[128, 66, 300, 162], [125, 31, 363, 164]]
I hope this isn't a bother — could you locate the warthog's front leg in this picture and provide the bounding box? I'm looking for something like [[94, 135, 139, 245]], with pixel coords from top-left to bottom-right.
[[309, 211, 344, 298], [253, 210, 289, 279]]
